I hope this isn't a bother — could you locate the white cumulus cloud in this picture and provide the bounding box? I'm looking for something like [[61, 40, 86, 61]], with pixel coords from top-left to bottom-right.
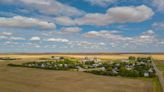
[[76, 5, 154, 26], [0, 0, 85, 16], [9, 37, 26, 40], [152, 0, 164, 12], [0, 16, 56, 30], [61, 27, 82, 33], [85, 0, 117, 7], [55, 16, 77, 26], [55, 5, 154, 26], [30, 36, 41, 41], [47, 38, 69, 43], [0, 32, 13, 36], [83, 29, 161, 48], [152, 22, 164, 30]]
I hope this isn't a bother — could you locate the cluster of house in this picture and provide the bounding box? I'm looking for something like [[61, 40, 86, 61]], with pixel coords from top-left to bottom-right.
[[78, 57, 154, 77], [121, 59, 154, 77], [80, 57, 101, 63], [23, 61, 70, 70], [78, 57, 119, 75], [21, 56, 155, 77], [40, 63, 69, 68], [76, 57, 105, 71]]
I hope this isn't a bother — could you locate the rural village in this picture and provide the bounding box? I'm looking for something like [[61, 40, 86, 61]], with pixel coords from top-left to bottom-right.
[[9, 56, 155, 78]]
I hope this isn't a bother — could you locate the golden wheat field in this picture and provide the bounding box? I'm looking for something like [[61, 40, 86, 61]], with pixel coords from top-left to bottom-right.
[[0, 53, 164, 60], [0, 61, 153, 92]]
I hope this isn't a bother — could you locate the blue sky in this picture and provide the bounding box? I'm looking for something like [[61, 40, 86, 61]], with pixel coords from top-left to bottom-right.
[[0, 0, 164, 53]]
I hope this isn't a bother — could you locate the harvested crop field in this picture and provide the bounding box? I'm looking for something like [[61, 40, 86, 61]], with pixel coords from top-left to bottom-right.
[[0, 53, 164, 60], [0, 61, 154, 92]]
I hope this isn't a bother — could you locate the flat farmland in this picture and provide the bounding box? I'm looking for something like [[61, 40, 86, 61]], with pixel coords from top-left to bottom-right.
[[0, 53, 164, 60], [0, 54, 163, 92], [0, 61, 154, 92]]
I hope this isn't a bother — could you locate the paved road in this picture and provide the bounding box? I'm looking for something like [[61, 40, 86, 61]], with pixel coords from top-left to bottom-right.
[[152, 61, 164, 92]]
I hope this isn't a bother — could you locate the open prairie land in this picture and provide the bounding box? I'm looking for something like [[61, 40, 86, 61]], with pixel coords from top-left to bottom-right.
[[0, 61, 154, 92], [0, 53, 164, 60]]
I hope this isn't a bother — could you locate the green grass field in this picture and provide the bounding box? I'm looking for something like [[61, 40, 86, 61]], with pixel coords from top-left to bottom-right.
[[155, 60, 164, 71], [150, 77, 163, 92]]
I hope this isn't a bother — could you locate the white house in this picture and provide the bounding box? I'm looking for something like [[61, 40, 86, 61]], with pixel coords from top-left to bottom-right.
[[112, 69, 118, 74], [41, 64, 45, 68], [99, 67, 106, 71], [144, 72, 149, 77]]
